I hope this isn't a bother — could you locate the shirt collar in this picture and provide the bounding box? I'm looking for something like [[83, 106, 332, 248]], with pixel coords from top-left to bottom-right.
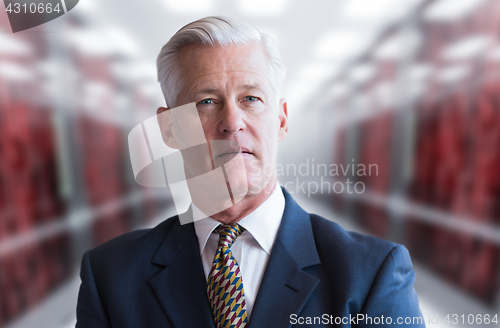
[[193, 183, 285, 255]]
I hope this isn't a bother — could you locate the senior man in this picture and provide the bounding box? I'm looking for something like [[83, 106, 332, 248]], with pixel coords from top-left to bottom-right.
[[76, 16, 425, 328]]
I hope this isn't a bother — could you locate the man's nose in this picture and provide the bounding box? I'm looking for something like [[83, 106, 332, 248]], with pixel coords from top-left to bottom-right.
[[218, 101, 245, 135]]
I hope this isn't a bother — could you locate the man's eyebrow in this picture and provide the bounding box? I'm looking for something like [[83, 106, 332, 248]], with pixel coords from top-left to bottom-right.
[[189, 84, 267, 99], [190, 88, 220, 98]]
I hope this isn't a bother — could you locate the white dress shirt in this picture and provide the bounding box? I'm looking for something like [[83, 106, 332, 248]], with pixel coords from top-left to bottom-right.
[[193, 183, 285, 317]]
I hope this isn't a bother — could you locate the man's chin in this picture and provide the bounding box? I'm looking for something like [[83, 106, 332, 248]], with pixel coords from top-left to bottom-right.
[[225, 179, 248, 202], [241, 177, 271, 196]]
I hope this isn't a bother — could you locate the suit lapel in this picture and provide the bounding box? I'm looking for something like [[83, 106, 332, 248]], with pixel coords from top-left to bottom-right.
[[248, 189, 321, 328], [148, 216, 215, 328]]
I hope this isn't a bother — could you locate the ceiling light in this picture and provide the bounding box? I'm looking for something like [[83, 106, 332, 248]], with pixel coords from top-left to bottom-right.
[[437, 65, 470, 83], [424, 0, 487, 22], [162, 0, 214, 14], [350, 64, 376, 84], [0, 62, 34, 81], [442, 35, 492, 60], [314, 30, 374, 60], [82, 81, 112, 110], [65, 29, 116, 56], [129, 62, 158, 81], [342, 0, 424, 21], [77, 0, 96, 12], [84, 81, 111, 96], [237, 0, 287, 16], [407, 64, 433, 80], [110, 61, 157, 82], [375, 30, 422, 60], [298, 62, 340, 81], [65, 27, 140, 57], [0, 33, 32, 55], [106, 28, 140, 56], [407, 82, 426, 99]]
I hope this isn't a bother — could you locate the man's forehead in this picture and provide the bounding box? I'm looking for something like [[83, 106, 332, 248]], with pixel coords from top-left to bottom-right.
[[177, 43, 272, 97], [179, 42, 268, 74]]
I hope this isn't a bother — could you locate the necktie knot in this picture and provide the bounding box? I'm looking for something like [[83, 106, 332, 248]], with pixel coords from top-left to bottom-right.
[[215, 224, 245, 249]]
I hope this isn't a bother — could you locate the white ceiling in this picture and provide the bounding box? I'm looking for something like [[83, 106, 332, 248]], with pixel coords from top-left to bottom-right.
[[64, 0, 427, 109]]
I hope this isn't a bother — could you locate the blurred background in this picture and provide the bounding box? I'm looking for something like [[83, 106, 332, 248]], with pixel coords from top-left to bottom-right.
[[1, 0, 500, 327]]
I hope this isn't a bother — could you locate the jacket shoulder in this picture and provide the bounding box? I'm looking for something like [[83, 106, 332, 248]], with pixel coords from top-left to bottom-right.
[[86, 215, 179, 277], [306, 213, 415, 311], [309, 213, 397, 255], [308, 213, 401, 275]]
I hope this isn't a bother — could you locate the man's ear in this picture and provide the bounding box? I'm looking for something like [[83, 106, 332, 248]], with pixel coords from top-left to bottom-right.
[[278, 98, 288, 142], [157, 106, 178, 149]]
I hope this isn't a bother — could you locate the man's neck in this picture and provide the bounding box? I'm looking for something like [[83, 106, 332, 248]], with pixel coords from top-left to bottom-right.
[[211, 177, 277, 225]]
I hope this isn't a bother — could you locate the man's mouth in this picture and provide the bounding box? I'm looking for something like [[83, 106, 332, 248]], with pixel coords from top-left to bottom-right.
[[217, 147, 253, 157]]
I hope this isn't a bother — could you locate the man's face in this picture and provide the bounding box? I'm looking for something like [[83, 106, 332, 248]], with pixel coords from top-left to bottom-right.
[[172, 42, 288, 196]]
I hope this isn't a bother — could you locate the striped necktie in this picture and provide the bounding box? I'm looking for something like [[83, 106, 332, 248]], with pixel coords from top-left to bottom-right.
[[207, 224, 248, 328]]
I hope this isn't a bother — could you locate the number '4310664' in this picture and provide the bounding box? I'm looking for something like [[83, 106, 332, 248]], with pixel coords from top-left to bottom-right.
[[444, 314, 498, 325], [6, 2, 61, 14]]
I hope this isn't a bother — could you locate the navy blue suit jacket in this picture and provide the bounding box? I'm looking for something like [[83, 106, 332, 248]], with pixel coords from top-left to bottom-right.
[[76, 188, 425, 327]]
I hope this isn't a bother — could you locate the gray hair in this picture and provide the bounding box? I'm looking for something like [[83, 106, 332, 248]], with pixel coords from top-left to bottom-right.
[[156, 16, 286, 108]]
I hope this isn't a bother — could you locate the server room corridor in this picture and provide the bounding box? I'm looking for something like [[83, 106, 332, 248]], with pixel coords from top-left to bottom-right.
[[1, 0, 499, 327]]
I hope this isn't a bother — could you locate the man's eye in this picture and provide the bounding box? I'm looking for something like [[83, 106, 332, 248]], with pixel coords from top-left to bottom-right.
[[244, 96, 258, 102], [198, 99, 214, 105]]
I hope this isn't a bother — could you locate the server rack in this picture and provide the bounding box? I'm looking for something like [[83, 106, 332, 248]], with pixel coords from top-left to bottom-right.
[[330, 0, 500, 308], [0, 14, 170, 328]]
